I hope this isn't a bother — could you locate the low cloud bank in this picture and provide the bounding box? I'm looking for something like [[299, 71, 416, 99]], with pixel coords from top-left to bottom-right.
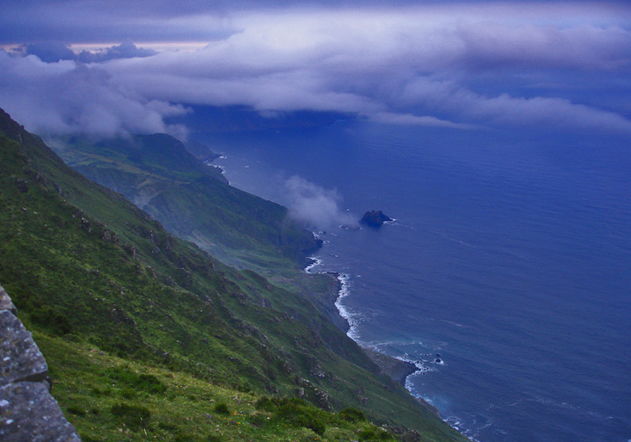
[[0, 51, 188, 138], [1, 4, 631, 137], [284, 176, 356, 230]]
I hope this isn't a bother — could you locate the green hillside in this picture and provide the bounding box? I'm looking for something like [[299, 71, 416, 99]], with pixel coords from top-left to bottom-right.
[[0, 108, 466, 441], [53, 134, 321, 269]]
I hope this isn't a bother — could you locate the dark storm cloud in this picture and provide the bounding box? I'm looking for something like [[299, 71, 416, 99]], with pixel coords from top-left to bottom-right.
[[23, 42, 76, 62], [21, 41, 157, 63], [76, 41, 158, 63]]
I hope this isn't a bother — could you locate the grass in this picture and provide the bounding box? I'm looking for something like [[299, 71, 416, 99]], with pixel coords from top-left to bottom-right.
[[35, 333, 403, 442], [54, 134, 320, 268]]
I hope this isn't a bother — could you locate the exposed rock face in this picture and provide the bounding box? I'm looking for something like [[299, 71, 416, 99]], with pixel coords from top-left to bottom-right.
[[0, 286, 17, 315], [0, 284, 81, 442], [359, 210, 393, 228], [0, 311, 49, 385], [1, 382, 81, 442], [362, 348, 418, 385]]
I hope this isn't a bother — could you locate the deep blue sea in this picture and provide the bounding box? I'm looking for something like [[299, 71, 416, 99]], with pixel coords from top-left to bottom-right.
[[195, 121, 631, 442]]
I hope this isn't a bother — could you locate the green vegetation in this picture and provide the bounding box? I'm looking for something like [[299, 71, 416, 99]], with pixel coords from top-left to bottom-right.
[[0, 108, 467, 441], [53, 134, 321, 269], [34, 334, 414, 442]]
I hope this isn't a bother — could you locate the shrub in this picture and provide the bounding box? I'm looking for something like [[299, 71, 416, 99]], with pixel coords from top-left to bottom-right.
[[340, 407, 367, 423], [295, 414, 326, 436], [137, 374, 167, 394], [214, 402, 230, 414], [66, 405, 86, 416], [248, 412, 269, 428], [157, 422, 178, 431], [108, 367, 167, 395], [254, 396, 276, 412], [275, 398, 326, 436], [111, 403, 151, 430], [120, 388, 137, 399], [358, 428, 394, 441], [30, 307, 73, 335]]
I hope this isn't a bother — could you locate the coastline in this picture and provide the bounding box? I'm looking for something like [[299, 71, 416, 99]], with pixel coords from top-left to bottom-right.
[[304, 256, 443, 418], [213, 154, 465, 438]]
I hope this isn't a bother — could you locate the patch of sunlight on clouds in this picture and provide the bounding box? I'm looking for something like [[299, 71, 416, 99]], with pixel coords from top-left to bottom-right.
[[69, 41, 211, 54]]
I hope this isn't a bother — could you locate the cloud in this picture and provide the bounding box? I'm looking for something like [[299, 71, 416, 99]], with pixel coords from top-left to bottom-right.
[[77, 41, 158, 63], [97, 9, 631, 133], [368, 112, 478, 129], [21, 41, 158, 63], [0, 1, 236, 44], [0, 51, 188, 138], [23, 42, 76, 62], [284, 176, 356, 229], [1, 4, 631, 136], [397, 77, 631, 133]]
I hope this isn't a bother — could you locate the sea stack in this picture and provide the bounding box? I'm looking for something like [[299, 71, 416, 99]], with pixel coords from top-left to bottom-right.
[[359, 210, 393, 227]]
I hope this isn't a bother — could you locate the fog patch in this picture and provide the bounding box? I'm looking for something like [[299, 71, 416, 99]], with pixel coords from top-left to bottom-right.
[[284, 176, 355, 230]]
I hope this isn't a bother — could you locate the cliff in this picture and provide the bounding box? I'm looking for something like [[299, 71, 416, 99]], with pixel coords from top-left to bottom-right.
[[0, 108, 467, 441]]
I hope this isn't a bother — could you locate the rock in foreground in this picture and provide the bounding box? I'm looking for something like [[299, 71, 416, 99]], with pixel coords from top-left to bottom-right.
[[0, 285, 81, 442]]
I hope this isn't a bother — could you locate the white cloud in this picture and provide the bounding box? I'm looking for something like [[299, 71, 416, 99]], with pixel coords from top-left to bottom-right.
[[0, 51, 188, 138], [368, 112, 478, 129], [2, 4, 631, 136], [284, 176, 356, 229]]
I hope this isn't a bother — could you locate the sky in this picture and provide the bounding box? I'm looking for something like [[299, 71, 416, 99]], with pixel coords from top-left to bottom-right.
[[0, 0, 630, 138]]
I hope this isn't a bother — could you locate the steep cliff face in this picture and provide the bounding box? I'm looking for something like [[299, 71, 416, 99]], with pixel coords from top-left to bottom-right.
[[0, 285, 80, 442]]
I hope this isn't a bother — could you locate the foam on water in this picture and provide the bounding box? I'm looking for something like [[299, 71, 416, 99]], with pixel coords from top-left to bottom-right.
[[304, 258, 361, 341], [304, 257, 323, 274], [332, 273, 364, 342]]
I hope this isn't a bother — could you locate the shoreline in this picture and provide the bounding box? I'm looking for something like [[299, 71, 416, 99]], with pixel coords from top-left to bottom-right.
[[304, 257, 430, 385], [304, 256, 450, 421], [213, 152, 465, 438]]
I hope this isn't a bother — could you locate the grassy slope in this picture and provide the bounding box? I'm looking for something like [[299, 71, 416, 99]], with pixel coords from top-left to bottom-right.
[[54, 134, 320, 269], [0, 109, 466, 441]]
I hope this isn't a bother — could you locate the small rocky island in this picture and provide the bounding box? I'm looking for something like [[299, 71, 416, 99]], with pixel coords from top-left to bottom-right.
[[359, 210, 393, 227]]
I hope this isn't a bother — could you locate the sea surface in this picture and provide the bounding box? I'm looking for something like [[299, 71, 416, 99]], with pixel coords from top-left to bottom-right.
[[195, 121, 631, 442]]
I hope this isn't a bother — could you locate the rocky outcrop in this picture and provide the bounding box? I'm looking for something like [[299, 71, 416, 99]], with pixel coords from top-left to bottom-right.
[[359, 210, 393, 228], [362, 348, 418, 385], [0, 288, 17, 315], [0, 284, 81, 442]]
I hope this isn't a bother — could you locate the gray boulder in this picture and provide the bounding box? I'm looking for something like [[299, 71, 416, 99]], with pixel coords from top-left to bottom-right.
[[0, 284, 81, 441]]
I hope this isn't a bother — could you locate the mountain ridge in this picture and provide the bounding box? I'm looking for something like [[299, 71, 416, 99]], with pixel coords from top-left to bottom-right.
[[53, 133, 322, 270]]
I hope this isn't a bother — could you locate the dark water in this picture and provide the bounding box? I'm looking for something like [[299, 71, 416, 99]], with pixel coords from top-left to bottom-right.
[[195, 121, 631, 442]]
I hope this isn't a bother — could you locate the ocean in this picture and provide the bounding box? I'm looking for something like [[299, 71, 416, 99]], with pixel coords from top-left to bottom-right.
[[195, 120, 631, 442]]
